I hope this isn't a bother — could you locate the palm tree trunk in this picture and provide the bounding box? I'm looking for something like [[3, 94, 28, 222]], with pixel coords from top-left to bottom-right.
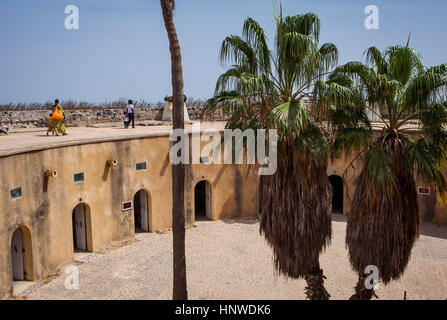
[[160, 0, 187, 300], [259, 147, 332, 300], [304, 262, 330, 300], [349, 272, 378, 300]]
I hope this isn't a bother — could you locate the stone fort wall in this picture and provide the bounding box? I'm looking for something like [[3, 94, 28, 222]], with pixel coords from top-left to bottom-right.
[[0, 106, 227, 129], [0, 132, 258, 299], [1, 123, 446, 299]]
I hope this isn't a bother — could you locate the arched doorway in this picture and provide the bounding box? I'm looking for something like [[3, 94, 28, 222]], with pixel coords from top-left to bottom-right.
[[72, 203, 92, 252], [329, 175, 344, 214], [194, 180, 211, 220], [134, 190, 150, 233], [11, 226, 34, 281]]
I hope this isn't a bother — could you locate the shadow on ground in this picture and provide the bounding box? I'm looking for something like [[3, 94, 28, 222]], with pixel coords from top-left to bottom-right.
[[222, 217, 259, 225], [331, 213, 347, 223], [330, 213, 447, 240], [419, 222, 447, 240]]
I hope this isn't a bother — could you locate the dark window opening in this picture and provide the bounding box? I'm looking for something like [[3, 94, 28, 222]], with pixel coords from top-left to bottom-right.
[[74, 173, 85, 183], [200, 157, 210, 164], [136, 162, 147, 171], [11, 187, 22, 199]]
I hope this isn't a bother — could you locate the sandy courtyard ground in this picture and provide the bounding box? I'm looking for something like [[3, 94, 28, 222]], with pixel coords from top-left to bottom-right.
[[15, 216, 447, 300]]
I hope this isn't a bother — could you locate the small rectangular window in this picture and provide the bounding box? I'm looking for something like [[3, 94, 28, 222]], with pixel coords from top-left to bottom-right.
[[11, 187, 22, 199], [136, 162, 147, 171], [74, 172, 85, 183], [200, 157, 210, 164]]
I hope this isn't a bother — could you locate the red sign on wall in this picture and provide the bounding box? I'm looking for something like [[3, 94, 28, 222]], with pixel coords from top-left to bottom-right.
[[418, 187, 431, 195], [122, 201, 133, 211]]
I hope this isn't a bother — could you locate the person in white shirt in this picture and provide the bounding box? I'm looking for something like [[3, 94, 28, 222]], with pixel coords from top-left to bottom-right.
[[126, 99, 135, 128]]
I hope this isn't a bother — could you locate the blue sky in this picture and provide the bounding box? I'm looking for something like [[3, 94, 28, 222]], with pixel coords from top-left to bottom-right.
[[0, 0, 446, 104]]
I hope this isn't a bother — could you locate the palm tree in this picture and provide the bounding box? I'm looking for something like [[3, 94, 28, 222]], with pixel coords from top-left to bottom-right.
[[205, 9, 338, 299], [160, 0, 188, 300], [315, 44, 447, 299]]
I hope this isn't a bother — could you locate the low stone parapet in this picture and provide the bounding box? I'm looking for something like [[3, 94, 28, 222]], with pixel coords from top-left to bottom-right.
[[0, 106, 227, 129]]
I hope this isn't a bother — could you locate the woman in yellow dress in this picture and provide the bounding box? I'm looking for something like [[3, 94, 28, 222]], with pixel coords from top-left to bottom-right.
[[47, 99, 67, 136]]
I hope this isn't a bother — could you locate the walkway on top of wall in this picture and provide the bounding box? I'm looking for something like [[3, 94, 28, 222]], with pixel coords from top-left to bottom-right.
[[0, 120, 423, 158], [0, 121, 227, 158]]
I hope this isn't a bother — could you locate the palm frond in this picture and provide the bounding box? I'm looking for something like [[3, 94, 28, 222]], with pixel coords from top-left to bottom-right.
[[219, 35, 257, 73], [243, 17, 271, 73], [317, 43, 339, 74], [364, 46, 390, 75], [385, 45, 422, 85], [297, 124, 329, 163], [403, 67, 447, 111], [271, 99, 310, 137], [366, 145, 393, 185]]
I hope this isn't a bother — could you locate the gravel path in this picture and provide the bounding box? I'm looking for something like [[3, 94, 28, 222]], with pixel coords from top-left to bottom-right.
[[20, 216, 447, 300]]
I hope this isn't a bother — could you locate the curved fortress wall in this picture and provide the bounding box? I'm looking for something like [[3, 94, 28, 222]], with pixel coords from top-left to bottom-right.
[[0, 134, 259, 299]]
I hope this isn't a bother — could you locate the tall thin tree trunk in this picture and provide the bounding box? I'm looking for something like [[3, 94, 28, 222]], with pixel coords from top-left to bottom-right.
[[160, 0, 187, 300]]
